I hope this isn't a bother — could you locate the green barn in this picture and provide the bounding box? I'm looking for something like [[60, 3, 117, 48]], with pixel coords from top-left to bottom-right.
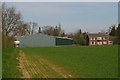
[[56, 37, 73, 46]]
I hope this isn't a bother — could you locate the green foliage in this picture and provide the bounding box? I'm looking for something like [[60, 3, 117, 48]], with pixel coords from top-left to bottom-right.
[[109, 36, 119, 45], [117, 24, 120, 37], [73, 29, 88, 45], [109, 24, 120, 44], [79, 35, 84, 45], [2, 33, 15, 48], [117, 24, 120, 44], [109, 26, 116, 36], [0, 33, 1, 79], [73, 29, 82, 45], [22, 46, 118, 78], [2, 48, 22, 78], [81, 32, 88, 45]]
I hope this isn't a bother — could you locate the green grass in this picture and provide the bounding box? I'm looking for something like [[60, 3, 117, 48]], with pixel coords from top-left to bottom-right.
[[0, 33, 1, 79], [22, 46, 118, 78], [2, 48, 22, 78]]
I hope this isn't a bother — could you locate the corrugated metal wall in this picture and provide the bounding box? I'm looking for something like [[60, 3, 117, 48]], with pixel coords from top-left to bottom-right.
[[56, 38, 73, 46], [16, 34, 55, 47]]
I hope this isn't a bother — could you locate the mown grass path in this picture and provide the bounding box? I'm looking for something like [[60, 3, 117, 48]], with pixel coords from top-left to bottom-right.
[[2, 48, 22, 78], [18, 50, 30, 78], [18, 50, 72, 78]]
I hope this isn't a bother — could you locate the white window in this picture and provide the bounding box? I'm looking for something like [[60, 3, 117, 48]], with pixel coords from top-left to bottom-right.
[[103, 41, 107, 44], [98, 42, 102, 45], [91, 42, 95, 45], [97, 37, 102, 40], [91, 38, 95, 40], [97, 42, 100, 45], [97, 42, 102, 45]]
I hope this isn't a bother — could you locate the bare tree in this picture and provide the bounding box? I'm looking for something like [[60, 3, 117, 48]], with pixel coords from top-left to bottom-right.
[[32, 22, 38, 34], [54, 24, 62, 36], [27, 22, 38, 35], [42, 26, 54, 35], [13, 21, 30, 36], [42, 24, 65, 37], [2, 3, 21, 36]]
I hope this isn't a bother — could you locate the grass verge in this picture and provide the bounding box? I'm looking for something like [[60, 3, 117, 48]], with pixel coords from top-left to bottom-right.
[[2, 48, 22, 78]]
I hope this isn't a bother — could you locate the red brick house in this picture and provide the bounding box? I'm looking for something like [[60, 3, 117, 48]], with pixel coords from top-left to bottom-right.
[[87, 33, 110, 46]]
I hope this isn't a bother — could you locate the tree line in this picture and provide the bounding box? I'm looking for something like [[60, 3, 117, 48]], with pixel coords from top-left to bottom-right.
[[2, 3, 38, 36], [108, 24, 120, 44], [2, 3, 66, 37], [2, 3, 38, 48], [1, 3, 66, 48]]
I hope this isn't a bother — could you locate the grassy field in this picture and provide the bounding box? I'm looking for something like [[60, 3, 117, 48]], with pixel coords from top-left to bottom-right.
[[21, 46, 118, 78], [0, 33, 2, 79], [2, 46, 118, 78], [2, 48, 22, 78]]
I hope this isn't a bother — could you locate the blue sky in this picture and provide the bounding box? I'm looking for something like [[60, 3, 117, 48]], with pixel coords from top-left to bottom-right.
[[6, 2, 118, 33]]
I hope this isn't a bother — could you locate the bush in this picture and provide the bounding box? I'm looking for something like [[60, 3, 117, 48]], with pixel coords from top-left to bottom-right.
[[109, 36, 119, 45], [2, 33, 15, 48]]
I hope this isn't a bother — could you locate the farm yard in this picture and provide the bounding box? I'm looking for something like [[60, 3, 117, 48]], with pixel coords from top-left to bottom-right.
[[2, 46, 118, 78]]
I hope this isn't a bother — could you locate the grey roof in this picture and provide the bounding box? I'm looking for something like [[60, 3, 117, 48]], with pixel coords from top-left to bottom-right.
[[88, 33, 109, 38], [56, 37, 73, 40]]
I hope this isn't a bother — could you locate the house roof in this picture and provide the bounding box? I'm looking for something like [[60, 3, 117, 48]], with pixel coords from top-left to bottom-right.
[[56, 37, 73, 40], [88, 33, 109, 38]]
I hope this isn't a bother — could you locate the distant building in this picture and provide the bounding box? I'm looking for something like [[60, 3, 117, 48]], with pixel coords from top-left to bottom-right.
[[56, 37, 73, 46], [16, 34, 56, 47], [15, 34, 73, 47], [87, 33, 111, 46]]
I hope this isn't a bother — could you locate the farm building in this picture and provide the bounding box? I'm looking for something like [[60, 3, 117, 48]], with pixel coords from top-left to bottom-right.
[[15, 34, 73, 47], [56, 37, 73, 46], [87, 33, 112, 46], [16, 34, 55, 47]]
